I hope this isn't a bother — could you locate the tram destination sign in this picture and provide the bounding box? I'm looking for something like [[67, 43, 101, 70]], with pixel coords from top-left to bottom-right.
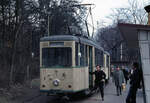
[[49, 42, 64, 47]]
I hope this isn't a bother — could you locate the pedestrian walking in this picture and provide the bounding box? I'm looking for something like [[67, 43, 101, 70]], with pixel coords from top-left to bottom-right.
[[90, 65, 106, 101], [126, 62, 142, 103], [111, 67, 115, 82], [113, 66, 124, 96], [122, 67, 129, 84]]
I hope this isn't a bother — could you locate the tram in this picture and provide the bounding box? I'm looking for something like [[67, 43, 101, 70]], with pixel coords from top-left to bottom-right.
[[40, 35, 110, 95]]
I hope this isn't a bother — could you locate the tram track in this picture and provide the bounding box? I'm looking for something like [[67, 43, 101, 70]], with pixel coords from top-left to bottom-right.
[[22, 94, 41, 103], [22, 94, 70, 103], [22, 93, 88, 103]]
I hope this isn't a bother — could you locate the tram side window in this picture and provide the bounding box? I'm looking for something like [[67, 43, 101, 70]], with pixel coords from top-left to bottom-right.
[[76, 43, 87, 67], [95, 49, 103, 67], [95, 49, 98, 66], [42, 48, 72, 68], [75, 43, 79, 66], [100, 51, 104, 67], [85, 45, 88, 66], [80, 44, 85, 66], [95, 49, 100, 66], [107, 55, 109, 67]]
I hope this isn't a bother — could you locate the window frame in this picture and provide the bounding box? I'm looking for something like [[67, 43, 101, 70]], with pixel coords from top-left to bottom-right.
[[42, 47, 72, 68]]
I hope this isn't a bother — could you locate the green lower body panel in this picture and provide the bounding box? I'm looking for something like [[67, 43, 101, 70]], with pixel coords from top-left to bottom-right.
[[40, 88, 89, 95]]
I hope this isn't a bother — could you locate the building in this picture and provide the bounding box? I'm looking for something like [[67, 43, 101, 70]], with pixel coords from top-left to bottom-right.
[[118, 5, 150, 103]]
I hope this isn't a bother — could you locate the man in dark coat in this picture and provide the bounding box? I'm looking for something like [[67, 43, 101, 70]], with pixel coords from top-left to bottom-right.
[[126, 62, 142, 103], [122, 67, 129, 84], [90, 65, 106, 101]]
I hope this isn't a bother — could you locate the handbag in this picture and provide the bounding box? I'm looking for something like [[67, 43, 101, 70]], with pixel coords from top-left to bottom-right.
[[122, 83, 126, 91]]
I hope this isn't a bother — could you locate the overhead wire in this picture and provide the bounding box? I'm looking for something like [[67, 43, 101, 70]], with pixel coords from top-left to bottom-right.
[[79, 4, 96, 37], [69, 3, 96, 37], [89, 6, 94, 38]]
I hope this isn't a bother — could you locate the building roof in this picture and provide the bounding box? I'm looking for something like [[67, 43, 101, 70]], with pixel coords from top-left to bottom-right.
[[118, 23, 150, 48]]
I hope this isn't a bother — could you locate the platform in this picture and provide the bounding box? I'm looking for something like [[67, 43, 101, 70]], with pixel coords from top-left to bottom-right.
[[72, 77, 144, 103]]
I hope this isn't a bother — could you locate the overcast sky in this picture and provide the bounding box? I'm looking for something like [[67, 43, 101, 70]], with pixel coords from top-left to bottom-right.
[[81, 0, 149, 35], [83, 0, 128, 23]]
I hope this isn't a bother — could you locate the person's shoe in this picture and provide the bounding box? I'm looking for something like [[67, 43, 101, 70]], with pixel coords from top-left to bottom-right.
[[102, 98, 104, 101], [117, 94, 119, 96]]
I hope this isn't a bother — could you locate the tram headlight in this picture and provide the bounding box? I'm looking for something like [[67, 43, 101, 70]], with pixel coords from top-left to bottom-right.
[[53, 79, 60, 86]]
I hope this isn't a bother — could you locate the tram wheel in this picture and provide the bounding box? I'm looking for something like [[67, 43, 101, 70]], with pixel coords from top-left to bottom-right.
[[60, 96, 70, 103]]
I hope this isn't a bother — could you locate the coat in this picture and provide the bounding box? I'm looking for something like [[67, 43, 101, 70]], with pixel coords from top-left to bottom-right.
[[91, 70, 106, 85], [129, 68, 141, 89], [114, 70, 124, 86], [123, 69, 129, 80]]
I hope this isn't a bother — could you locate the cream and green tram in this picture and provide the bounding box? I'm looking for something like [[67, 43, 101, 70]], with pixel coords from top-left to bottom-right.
[[40, 35, 105, 95], [103, 51, 110, 83]]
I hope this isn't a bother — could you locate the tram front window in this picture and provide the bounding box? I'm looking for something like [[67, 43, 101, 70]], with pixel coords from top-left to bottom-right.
[[42, 47, 72, 68]]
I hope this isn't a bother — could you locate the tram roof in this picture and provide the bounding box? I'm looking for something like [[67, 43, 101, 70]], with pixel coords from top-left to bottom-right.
[[104, 51, 110, 56], [40, 35, 104, 51]]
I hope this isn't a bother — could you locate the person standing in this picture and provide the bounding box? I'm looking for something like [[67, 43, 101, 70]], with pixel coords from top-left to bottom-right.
[[114, 66, 124, 96], [122, 67, 129, 84], [111, 67, 115, 82], [126, 62, 142, 103], [90, 65, 106, 101]]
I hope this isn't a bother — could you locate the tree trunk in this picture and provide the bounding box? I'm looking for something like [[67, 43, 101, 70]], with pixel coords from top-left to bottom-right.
[[9, 21, 23, 85], [1, 0, 5, 47], [27, 65, 30, 80]]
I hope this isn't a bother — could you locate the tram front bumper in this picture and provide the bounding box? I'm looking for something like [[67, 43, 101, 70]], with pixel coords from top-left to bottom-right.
[[40, 89, 75, 95]]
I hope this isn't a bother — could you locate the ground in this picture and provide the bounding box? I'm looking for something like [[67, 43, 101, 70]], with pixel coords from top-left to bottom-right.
[[0, 78, 144, 103]]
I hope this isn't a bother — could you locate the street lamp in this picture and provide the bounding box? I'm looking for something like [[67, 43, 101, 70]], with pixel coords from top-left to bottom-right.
[[31, 52, 34, 58]]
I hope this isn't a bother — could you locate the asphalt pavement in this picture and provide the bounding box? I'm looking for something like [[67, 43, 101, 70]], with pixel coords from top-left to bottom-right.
[[23, 77, 144, 103], [1, 77, 144, 103], [73, 77, 144, 103]]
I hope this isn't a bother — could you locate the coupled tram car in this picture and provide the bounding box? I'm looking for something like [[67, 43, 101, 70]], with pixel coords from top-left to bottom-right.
[[40, 34, 110, 96]]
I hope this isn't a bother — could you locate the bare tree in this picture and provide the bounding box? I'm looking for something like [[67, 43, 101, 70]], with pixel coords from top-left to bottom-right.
[[108, 0, 148, 24], [95, 0, 149, 63]]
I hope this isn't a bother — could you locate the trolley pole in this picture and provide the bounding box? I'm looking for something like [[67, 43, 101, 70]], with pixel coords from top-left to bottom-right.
[[72, 3, 94, 37], [85, 20, 90, 37]]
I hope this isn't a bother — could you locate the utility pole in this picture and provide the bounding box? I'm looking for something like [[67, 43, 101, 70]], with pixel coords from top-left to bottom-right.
[[120, 43, 123, 61], [48, 15, 50, 36]]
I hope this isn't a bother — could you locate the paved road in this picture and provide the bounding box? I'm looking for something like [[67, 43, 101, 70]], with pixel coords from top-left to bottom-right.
[[23, 78, 144, 103]]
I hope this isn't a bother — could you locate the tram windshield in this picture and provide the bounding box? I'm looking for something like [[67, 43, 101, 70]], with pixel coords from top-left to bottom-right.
[[42, 47, 72, 68]]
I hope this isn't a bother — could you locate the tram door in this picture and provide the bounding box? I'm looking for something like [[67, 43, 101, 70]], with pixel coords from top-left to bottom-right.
[[89, 46, 93, 88]]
